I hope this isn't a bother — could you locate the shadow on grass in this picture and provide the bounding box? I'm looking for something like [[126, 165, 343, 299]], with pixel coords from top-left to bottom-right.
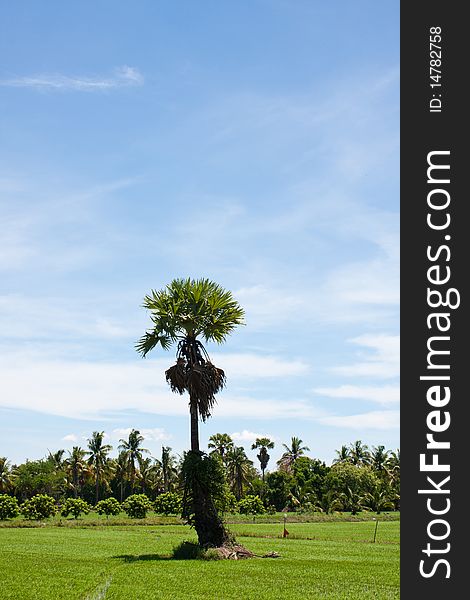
[[113, 553, 173, 563]]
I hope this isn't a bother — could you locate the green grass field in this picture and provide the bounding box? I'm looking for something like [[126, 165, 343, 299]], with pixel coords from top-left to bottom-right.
[[0, 518, 399, 600]]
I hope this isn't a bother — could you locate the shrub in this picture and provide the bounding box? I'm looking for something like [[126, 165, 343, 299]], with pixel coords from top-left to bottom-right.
[[60, 498, 91, 519], [154, 492, 182, 515], [122, 494, 153, 518], [20, 494, 56, 520], [96, 497, 121, 518], [172, 541, 221, 560], [238, 495, 266, 515], [0, 495, 19, 520]]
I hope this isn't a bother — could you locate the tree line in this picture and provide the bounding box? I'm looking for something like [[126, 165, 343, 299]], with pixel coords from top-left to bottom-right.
[[0, 430, 400, 515]]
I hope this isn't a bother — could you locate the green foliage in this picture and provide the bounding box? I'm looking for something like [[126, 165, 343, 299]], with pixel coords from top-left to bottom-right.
[[237, 495, 266, 515], [0, 494, 19, 520], [265, 471, 294, 511], [20, 494, 57, 520], [95, 497, 121, 518], [172, 540, 222, 561], [324, 463, 377, 499], [154, 492, 182, 515], [60, 498, 91, 519], [136, 278, 245, 355], [122, 494, 153, 519], [13, 460, 66, 499], [181, 451, 227, 525]]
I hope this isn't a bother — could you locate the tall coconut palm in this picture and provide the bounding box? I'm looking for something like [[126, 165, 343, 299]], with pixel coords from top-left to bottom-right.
[[136, 278, 244, 547], [86, 431, 113, 504], [349, 440, 371, 466], [370, 445, 390, 474], [277, 437, 310, 473], [138, 457, 162, 498], [226, 446, 254, 500], [47, 449, 65, 470], [65, 447, 87, 498], [0, 457, 13, 493], [332, 445, 351, 464], [113, 451, 130, 502], [118, 429, 148, 493], [157, 446, 178, 493], [208, 433, 234, 462], [251, 437, 274, 481]]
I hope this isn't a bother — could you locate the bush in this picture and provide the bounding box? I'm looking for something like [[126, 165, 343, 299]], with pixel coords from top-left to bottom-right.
[[60, 498, 91, 519], [0, 495, 19, 520], [96, 497, 121, 518], [238, 495, 266, 515], [20, 494, 56, 520], [122, 494, 153, 518], [154, 492, 182, 515], [172, 541, 221, 561]]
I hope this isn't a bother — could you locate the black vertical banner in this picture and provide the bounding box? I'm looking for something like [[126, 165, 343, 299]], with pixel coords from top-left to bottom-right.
[[401, 2, 467, 597]]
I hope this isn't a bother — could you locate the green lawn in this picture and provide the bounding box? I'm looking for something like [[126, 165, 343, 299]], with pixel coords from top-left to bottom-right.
[[0, 520, 399, 600]]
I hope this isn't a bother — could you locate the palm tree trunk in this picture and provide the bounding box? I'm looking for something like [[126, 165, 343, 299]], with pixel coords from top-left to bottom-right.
[[95, 470, 100, 504], [190, 398, 199, 452]]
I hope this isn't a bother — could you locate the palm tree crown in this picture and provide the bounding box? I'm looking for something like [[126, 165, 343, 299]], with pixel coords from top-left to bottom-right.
[[136, 278, 244, 451], [208, 433, 234, 459], [118, 429, 148, 492], [251, 437, 275, 481], [277, 436, 310, 472]]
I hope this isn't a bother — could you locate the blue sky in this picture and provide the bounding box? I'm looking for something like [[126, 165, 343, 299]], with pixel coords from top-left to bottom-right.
[[0, 1, 399, 467]]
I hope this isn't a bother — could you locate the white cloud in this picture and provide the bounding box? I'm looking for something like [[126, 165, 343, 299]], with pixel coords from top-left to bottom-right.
[[318, 410, 399, 430], [331, 334, 399, 379], [1, 66, 144, 91], [0, 352, 317, 421], [230, 430, 275, 444], [212, 352, 308, 378], [62, 434, 78, 442], [313, 384, 399, 405]]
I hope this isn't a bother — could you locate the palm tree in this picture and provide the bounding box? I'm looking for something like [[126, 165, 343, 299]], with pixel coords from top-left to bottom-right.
[[138, 457, 162, 498], [251, 437, 274, 481], [136, 278, 244, 547], [226, 446, 253, 500], [0, 457, 14, 493], [277, 437, 310, 472], [65, 447, 87, 498], [47, 449, 65, 470], [118, 429, 148, 493], [113, 451, 130, 502], [370, 445, 390, 474], [349, 440, 371, 466], [157, 446, 178, 493], [333, 445, 351, 464], [208, 433, 234, 462], [86, 431, 113, 504]]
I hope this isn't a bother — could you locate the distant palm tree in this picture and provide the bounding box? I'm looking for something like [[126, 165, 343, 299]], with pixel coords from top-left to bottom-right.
[[47, 449, 65, 470], [277, 437, 310, 472], [65, 447, 87, 498], [113, 451, 130, 502], [138, 457, 162, 498], [226, 446, 253, 500], [251, 437, 275, 481], [333, 445, 351, 464], [86, 431, 113, 504], [0, 457, 13, 493], [118, 429, 148, 493], [136, 277, 244, 548], [208, 433, 234, 461], [349, 440, 371, 466], [370, 445, 390, 473], [157, 446, 178, 493]]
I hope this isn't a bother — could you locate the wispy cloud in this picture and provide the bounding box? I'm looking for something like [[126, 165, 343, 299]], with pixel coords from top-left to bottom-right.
[[1, 66, 143, 91], [313, 384, 399, 405], [318, 410, 399, 430], [331, 334, 399, 379]]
